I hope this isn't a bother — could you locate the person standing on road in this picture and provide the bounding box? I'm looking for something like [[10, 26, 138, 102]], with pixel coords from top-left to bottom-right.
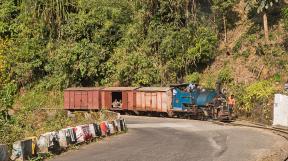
[[228, 95, 236, 116]]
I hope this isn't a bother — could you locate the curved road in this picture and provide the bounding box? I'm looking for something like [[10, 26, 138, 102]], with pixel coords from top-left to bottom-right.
[[51, 116, 287, 161]]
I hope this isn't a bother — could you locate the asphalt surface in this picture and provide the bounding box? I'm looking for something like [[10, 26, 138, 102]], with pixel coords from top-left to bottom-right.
[[50, 116, 287, 161]]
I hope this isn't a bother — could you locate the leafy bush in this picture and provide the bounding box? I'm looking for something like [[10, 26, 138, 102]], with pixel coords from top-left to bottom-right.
[[242, 80, 275, 112], [0, 82, 17, 121], [218, 67, 233, 83], [274, 73, 281, 82], [233, 38, 243, 53], [185, 72, 200, 83], [201, 73, 217, 89], [282, 7, 288, 30]]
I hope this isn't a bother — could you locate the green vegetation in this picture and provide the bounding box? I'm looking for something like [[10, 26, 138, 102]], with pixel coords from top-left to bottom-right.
[[229, 81, 275, 124], [185, 72, 200, 83], [218, 67, 233, 84], [0, 89, 117, 145], [0, 0, 220, 90]]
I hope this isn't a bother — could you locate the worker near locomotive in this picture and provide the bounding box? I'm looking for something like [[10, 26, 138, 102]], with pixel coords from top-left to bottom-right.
[[64, 80, 235, 122]]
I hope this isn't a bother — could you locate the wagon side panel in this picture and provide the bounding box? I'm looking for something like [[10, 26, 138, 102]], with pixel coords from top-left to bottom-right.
[[64, 91, 70, 110], [122, 91, 128, 110]]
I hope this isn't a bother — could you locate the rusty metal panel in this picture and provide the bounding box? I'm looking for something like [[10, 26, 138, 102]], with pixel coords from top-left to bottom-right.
[[141, 92, 145, 111], [167, 90, 172, 111], [127, 91, 134, 110], [101, 91, 106, 109], [88, 91, 93, 109], [75, 92, 82, 109], [64, 87, 103, 110], [102, 87, 139, 91], [102, 91, 112, 109], [145, 93, 151, 111], [122, 91, 128, 110], [151, 93, 157, 111], [101, 91, 105, 109], [81, 91, 88, 109], [136, 91, 144, 111], [161, 92, 167, 112], [64, 91, 70, 110], [87, 90, 100, 110], [108, 92, 112, 109], [65, 87, 103, 91], [157, 92, 162, 112], [133, 92, 136, 110], [135, 92, 141, 110], [93, 91, 100, 109], [70, 91, 75, 109], [137, 87, 171, 92]]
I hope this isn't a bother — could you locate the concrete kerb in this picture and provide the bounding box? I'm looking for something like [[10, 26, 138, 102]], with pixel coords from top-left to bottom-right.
[[0, 144, 9, 161], [6, 117, 127, 161]]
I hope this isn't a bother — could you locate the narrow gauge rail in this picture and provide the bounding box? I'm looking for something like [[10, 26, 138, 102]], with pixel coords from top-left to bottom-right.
[[213, 121, 288, 140], [213, 121, 288, 161], [63, 84, 230, 121]]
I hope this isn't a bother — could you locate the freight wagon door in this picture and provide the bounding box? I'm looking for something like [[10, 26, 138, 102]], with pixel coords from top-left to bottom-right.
[[145, 93, 152, 111], [75, 92, 82, 109], [81, 91, 88, 109], [69, 91, 75, 109], [104, 91, 112, 109], [127, 91, 134, 110], [88, 90, 100, 110], [151, 93, 157, 111], [122, 91, 128, 110]]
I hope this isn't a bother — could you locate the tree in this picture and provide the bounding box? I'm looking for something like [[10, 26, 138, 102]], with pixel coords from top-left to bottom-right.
[[246, 0, 279, 43], [212, 0, 237, 44]]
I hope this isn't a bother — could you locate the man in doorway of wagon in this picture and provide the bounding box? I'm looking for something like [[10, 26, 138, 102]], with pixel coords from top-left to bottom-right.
[[112, 99, 120, 109], [228, 95, 236, 117]]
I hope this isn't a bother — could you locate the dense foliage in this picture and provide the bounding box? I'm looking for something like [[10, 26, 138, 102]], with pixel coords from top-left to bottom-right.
[[0, 0, 221, 90]]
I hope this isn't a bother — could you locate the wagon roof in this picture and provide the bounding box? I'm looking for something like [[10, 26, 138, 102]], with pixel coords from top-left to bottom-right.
[[102, 87, 139, 91], [137, 87, 172, 92], [65, 87, 104, 91]]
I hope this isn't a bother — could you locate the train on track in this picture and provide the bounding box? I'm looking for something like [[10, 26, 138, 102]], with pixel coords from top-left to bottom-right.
[[64, 83, 231, 121]]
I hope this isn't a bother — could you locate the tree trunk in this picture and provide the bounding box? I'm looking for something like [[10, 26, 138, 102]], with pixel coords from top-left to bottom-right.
[[185, 0, 190, 26], [263, 12, 269, 43], [192, 0, 197, 22], [223, 15, 227, 44]]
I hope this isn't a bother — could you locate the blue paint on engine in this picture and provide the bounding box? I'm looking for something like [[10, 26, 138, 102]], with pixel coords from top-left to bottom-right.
[[172, 86, 217, 110], [195, 90, 217, 106]]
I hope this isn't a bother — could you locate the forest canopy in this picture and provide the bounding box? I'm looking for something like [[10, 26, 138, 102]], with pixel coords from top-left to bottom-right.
[[0, 0, 222, 90]]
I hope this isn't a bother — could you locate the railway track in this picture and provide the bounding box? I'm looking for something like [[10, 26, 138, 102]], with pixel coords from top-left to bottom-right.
[[212, 121, 288, 140], [212, 121, 288, 161], [40, 108, 288, 140]]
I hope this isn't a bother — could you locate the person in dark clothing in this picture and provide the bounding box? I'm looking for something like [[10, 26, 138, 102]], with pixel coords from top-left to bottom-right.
[[213, 96, 222, 119]]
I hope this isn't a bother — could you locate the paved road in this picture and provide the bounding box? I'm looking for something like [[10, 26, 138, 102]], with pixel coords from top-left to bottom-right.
[[51, 116, 287, 161]]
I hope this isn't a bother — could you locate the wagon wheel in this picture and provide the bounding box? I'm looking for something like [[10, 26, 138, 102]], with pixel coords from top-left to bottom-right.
[[167, 111, 174, 118], [197, 110, 205, 121]]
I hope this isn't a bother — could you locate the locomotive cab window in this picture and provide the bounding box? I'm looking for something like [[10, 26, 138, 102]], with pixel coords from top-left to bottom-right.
[[112, 92, 122, 109]]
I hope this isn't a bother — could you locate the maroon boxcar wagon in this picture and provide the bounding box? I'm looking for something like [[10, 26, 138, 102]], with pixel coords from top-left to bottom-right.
[[101, 87, 139, 110], [64, 87, 103, 110]]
